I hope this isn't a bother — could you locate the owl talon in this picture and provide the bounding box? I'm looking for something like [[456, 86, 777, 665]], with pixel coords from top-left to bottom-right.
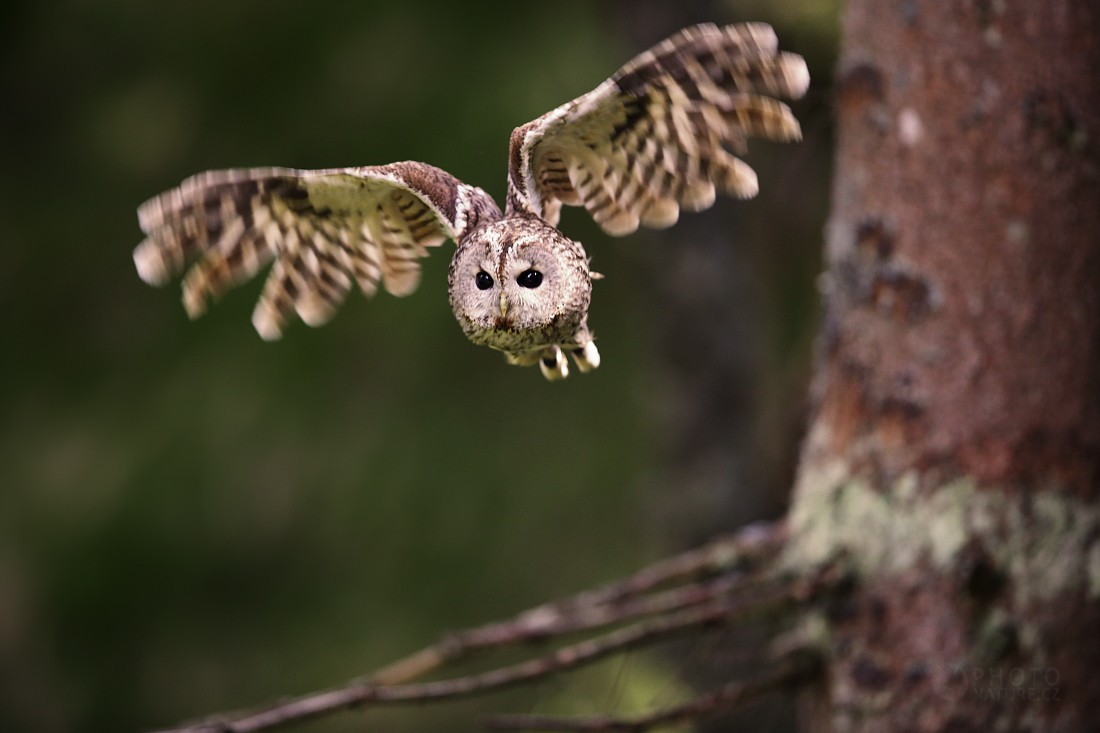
[[570, 340, 601, 373], [539, 346, 569, 380]]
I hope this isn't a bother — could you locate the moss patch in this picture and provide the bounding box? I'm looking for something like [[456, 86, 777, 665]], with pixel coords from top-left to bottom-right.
[[784, 458, 1100, 604]]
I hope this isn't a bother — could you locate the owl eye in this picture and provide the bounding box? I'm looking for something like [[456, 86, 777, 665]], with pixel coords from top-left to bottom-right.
[[475, 271, 494, 290], [517, 269, 543, 289]]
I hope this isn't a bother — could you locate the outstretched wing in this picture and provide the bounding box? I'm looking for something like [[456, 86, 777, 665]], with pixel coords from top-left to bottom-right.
[[135, 161, 501, 339], [507, 22, 809, 235]]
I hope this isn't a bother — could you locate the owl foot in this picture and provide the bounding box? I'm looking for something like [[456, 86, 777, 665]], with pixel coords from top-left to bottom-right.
[[538, 346, 569, 381], [569, 340, 601, 373], [504, 342, 596, 380]]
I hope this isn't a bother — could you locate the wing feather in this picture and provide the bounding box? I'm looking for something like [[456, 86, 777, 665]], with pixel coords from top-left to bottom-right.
[[135, 162, 501, 339], [506, 22, 809, 236]]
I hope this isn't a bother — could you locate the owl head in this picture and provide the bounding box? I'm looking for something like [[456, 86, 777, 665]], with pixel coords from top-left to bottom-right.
[[447, 216, 592, 357]]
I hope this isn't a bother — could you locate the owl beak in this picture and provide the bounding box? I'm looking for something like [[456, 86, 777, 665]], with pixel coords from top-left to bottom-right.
[[499, 292, 509, 318]]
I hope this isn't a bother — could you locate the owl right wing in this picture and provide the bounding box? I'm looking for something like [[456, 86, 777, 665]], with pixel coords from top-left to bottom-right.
[[135, 161, 501, 339], [506, 22, 809, 235]]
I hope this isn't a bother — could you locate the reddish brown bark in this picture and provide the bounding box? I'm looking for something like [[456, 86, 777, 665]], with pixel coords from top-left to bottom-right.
[[791, 2, 1100, 731], [818, 0, 1100, 494]]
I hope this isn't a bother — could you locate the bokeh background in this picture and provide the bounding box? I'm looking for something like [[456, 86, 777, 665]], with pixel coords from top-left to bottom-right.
[[0, 1, 837, 731]]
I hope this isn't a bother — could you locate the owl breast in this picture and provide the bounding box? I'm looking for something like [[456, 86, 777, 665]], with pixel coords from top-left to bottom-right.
[[447, 215, 592, 358]]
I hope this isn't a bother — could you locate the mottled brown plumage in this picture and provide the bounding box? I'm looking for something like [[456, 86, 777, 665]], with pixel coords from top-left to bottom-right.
[[134, 23, 808, 379]]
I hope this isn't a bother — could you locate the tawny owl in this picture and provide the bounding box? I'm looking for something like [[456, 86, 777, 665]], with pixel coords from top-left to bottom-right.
[[134, 23, 808, 379]]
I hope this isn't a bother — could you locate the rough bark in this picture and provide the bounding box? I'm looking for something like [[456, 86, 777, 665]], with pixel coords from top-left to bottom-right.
[[785, 2, 1100, 731]]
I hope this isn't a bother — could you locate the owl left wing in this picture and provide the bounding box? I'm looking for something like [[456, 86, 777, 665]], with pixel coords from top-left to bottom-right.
[[506, 22, 809, 236], [135, 161, 500, 339]]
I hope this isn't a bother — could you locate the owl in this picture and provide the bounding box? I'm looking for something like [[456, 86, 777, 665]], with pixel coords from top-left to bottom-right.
[[134, 23, 808, 379]]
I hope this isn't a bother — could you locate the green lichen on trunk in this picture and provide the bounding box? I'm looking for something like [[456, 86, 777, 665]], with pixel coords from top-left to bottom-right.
[[784, 452, 1100, 605], [781, 436, 1100, 731]]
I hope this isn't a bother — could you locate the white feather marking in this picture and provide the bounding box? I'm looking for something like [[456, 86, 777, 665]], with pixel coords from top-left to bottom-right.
[[680, 180, 716, 211], [454, 185, 470, 237], [133, 239, 170, 284], [252, 302, 283, 341], [296, 291, 334, 327], [782, 53, 811, 99], [640, 198, 680, 229]]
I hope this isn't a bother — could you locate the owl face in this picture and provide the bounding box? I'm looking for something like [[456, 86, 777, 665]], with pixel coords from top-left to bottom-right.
[[447, 216, 591, 356]]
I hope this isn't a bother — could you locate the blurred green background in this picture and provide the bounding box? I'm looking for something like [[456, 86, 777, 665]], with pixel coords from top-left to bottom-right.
[[0, 1, 836, 731]]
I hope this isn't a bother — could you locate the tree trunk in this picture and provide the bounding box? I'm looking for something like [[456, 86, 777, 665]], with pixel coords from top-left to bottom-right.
[[785, 1, 1100, 731]]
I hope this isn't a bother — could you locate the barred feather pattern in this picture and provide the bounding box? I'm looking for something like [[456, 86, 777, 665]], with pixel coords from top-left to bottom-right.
[[507, 22, 809, 235], [135, 162, 500, 339], [133, 23, 808, 377]]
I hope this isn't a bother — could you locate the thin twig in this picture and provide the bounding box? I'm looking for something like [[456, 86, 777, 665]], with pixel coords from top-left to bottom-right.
[[371, 521, 786, 685], [153, 580, 801, 733], [378, 572, 764, 678], [551, 520, 787, 610], [485, 651, 821, 732], [151, 522, 828, 733]]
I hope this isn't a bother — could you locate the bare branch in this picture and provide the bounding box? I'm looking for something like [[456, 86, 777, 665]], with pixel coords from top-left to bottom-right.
[[150, 522, 833, 733], [485, 651, 821, 732], [153, 579, 802, 733], [555, 521, 787, 609], [371, 520, 787, 686]]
